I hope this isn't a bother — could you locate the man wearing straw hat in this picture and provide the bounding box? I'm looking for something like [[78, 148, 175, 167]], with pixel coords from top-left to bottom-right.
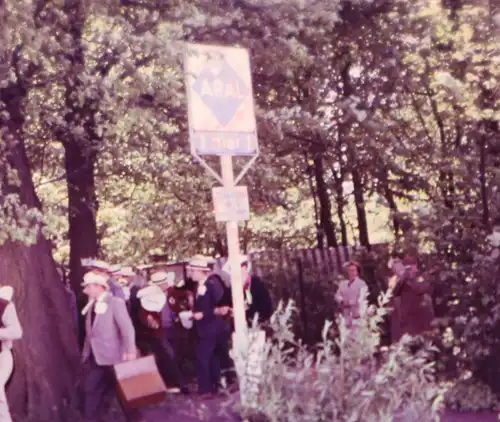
[[135, 274, 188, 394], [80, 272, 141, 422], [335, 260, 368, 329], [187, 256, 227, 397], [116, 267, 136, 302], [81, 258, 125, 299]]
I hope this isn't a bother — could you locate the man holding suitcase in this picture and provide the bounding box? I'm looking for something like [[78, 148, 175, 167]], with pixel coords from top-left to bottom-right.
[[80, 272, 143, 422]]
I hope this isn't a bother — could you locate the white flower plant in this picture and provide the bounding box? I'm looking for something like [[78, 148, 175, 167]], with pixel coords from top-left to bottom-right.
[[234, 290, 448, 422]]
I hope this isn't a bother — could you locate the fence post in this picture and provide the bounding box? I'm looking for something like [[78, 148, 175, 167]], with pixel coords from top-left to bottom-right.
[[296, 258, 308, 343]]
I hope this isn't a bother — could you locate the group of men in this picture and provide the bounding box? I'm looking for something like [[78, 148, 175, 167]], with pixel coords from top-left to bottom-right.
[[75, 254, 273, 422], [335, 255, 434, 341]]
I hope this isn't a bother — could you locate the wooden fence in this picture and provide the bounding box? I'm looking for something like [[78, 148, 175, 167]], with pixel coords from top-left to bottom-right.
[[212, 244, 391, 343], [215, 246, 356, 281]]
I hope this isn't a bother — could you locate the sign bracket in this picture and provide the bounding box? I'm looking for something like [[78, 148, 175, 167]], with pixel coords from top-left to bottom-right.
[[234, 151, 259, 186], [191, 148, 224, 185]]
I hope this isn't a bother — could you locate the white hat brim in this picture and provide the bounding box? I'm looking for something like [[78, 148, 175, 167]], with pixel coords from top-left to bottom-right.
[[0, 286, 13, 301], [81, 280, 109, 289], [140, 294, 166, 312]]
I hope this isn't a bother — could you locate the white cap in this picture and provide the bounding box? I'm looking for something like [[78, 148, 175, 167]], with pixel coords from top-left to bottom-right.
[[81, 258, 110, 272], [0, 286, 13, 301], [149, 271, 176, 286], [118, 267, 135, 277], [137, 285, 166, 312], [81, 272, 109, 289], [109, 265, 121, 274], [187, 257, 211, 271], [191, 254, 216, 264]]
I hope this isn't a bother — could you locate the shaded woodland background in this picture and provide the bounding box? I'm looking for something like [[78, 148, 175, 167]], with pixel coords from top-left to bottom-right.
[[1, 0, 500, 420]]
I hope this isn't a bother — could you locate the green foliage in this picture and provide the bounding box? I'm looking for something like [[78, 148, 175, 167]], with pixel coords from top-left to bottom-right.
[[444, 377, 500, 412], [0, 193, 43, 245], [237, 296, 447, 422], [2, 0, 500, 411]]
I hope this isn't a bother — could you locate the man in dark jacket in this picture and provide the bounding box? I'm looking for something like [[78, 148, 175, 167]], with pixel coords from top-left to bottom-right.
[[221, 255, 273, 325], [189, 257, 227, 397], [241, 257, 273, 325], [392, 255, 434, 341]]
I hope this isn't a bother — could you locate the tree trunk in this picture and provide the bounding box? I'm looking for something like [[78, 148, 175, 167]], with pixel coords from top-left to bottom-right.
[[313, 154, 338, 249], [62, 0, 100, 296], [379, 167, 401, 240], [331, 139, 349, 259], [335, 180, 349, 257], [479, 132, 490, 230], [305, 155, 324, 249], [64, 141, 99, 295], [0, 100, 80, 421], [351, 167, 371, 249], [340, 59, 370, 249]]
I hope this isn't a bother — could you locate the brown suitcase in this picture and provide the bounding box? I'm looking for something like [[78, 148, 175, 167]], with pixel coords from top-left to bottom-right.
[[114, 355, 167, 409]]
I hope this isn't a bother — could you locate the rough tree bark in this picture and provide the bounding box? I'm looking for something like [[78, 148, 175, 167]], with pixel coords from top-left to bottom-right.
[[340, 59, 371, 249], [64, 141, 99, 294], [0, 79, 80, 421], [61, 0, 100, 296], [334, 124, 351, 259], [313, 154, 339, 249]]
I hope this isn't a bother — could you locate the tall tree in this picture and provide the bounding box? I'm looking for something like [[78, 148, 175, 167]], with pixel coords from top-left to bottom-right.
[[0, 3, 80, 420]]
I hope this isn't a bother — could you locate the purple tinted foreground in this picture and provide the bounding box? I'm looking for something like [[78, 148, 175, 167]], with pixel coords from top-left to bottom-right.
[[108, 396, 499, 422]]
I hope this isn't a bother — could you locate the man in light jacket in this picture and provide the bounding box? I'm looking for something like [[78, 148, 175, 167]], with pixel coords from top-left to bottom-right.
[[80, 272, 140, 422]]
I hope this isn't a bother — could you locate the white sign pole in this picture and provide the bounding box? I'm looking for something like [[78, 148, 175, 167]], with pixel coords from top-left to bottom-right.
[[220, 155, 248, 350], [184, 43, 260, 405]]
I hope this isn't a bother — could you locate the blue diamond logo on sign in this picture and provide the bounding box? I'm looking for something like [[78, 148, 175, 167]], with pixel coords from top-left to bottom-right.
[[192, 60, 249, 127]]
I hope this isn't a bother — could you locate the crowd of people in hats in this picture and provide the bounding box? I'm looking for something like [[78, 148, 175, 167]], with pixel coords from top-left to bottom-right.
[[0, 251, 433, 422], [75, 253, 273, 422]]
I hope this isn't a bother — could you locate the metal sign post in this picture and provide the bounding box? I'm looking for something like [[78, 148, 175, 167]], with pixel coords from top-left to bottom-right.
[[184, 43, 260, 404]]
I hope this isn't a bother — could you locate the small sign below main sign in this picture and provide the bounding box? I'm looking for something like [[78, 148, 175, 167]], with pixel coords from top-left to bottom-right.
[[213, 186, 250, 222]]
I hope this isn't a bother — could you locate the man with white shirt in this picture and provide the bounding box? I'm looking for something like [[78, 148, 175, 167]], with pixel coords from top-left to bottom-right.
[[0, 285, 22, 422], [80, 272, 140, 422], [335, 261, 369, 328]]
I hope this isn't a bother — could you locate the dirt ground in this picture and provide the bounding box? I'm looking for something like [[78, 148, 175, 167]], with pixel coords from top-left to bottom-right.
[[106, 394, 498, 422]]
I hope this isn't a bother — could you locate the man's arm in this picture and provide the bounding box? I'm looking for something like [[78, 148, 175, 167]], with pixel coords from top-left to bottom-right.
[[405, 277, 431, 295], [112, 298, 136, 357], [0, 303, 22, 340], [393, 273, 430, 296]]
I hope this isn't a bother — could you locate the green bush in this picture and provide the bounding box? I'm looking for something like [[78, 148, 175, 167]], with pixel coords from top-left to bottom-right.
[[236, 293, 448, 422], [444, 376, 500, 412]]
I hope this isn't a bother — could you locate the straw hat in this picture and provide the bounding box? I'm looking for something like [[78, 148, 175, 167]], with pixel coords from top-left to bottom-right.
[[149, 271, 176, 286], [109, 265, 121, 274], [118, 267, 135, 278], [81, 272, 109, 289], [187, 257, 212, 272], [81, 258, 110, 271], [191, 254, 216, 265], [137, 285, 166, 312]]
